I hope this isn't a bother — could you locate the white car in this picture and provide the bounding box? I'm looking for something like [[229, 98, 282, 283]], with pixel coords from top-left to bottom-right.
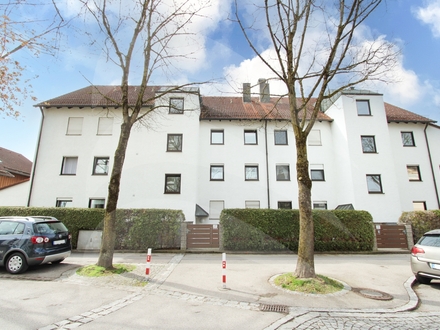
[[411, 229, 440, 284]]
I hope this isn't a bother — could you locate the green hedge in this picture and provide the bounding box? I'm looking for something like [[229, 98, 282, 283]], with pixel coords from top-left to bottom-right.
[[0, 207, 183, 250], [399, 210, 440, 244], [220, 209, 374, 252]]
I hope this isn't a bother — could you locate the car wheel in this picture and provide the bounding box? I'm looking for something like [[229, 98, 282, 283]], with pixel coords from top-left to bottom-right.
[[6, 253, 29, 274], [415, 274, 432, 285]]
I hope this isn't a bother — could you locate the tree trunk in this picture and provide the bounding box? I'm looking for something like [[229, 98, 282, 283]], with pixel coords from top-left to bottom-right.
[[97, 122, 132, 268], [294, 134, 315, 278]]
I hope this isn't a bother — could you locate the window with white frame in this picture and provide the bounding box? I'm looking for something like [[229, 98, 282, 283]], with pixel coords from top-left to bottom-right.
[[56, 199, 72, 207], [66, 117, 83, 135], [245, 165, 259, 181], [245, 201, 260, 208], [278, 201, 292, 209], [276, 165, 290, 181], [407, 165, 421, 181], [310, 164, 325, 181], [169, 98, 184, 114], [361, 136, 377, 153], [97, 117, 113, 135], [211, 130, 224, 145], [210, 165, 224, 181], [164, 174, 181, 193], [366, 174, 383, 193], [92, 157, 109, 175], [313, 201, 328, 209], [308, 129, 322, 146], [413, 201, 426, 211], [401, 131, 415, 146], [244, 130, 257, 145], [167, 134, 183, 151], [274, 130, 288, 145], [356, 100, 371, 116], [61, 157, 78, 175], [209, 200, 224, 221], [89, 199, 105, 208]]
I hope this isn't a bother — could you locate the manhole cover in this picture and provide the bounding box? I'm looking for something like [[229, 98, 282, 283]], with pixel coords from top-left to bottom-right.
[[260, 304, 289, 313], [352, 287, 393, 301]]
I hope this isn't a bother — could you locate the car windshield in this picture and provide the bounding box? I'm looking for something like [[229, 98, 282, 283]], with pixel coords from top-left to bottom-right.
[[418, 234, 440, 247], [34, 222, 68, 235]]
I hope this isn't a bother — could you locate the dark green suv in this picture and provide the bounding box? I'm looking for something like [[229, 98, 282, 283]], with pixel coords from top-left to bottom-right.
[[0, 216, 71, 274]]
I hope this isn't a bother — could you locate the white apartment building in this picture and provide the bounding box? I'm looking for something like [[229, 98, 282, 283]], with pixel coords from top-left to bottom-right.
[[27, 83, 440, 224]]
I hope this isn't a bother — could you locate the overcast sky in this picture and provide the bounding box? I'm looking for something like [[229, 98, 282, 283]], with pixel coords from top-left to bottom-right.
[[1, 0, 440, 160]]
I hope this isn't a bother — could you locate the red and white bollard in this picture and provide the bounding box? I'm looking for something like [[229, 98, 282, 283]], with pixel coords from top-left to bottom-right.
[[146, 248, 152, 277], [222, 253, 227, 289]]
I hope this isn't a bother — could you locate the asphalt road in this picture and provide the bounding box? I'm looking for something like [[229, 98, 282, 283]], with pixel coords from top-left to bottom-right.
[[0, 252, 439, 329]]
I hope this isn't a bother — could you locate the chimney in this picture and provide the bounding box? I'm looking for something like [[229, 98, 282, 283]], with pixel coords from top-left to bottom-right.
[[258, 78, 270, 103], [243, 83, 251, 103]]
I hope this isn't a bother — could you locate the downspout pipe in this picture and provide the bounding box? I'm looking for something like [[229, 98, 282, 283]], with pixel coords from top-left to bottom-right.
[[27, 106, 45, 206], [265, 120, 270, 208], [424, 124, 440, 209]]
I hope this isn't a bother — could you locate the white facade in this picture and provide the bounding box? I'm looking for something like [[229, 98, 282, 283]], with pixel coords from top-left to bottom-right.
[[28, 86, 440, 224]]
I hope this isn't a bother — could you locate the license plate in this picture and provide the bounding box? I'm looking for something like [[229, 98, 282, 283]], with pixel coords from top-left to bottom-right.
[[53, 239, 66, 245], [430, 263, 440, 270]]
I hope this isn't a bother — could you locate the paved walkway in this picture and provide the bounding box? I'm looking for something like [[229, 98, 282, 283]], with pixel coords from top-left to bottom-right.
[[34, 253, 440, 330]]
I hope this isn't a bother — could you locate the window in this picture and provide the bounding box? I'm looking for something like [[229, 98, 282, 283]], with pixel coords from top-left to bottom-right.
[[167, 134, 183, 151], [245, 165, 259, 181], [401, 132, 415, 146], [89, 199, 105, 208], [211, 130, 224, 145], [308, 129, 322, 146], [356, 100, 371, 115], [274, 130, 288, 145], [164, 174, 181, 193], [276, 165, 290, 181], [169, 98, 184, 114], [311, 165, 325, 181], [66, 117, 83, 135], [245, 201, 260, 209], [61, 157, 78, 175], [313, 202, 328, 210], [93, 157, 109, 175], [407, 165, 421, 181], [97, 117, 113, 135], [0, 221, 25, 235], [366, 174, 383, 193], [361, 136, 377, 153], [56, 199, 72, 207], [413, 201, 427, 211], [210, 165, 224, 181], [278, 201, 292, 209], [209, 200, 224, 221], [244, 130, 257, 145]]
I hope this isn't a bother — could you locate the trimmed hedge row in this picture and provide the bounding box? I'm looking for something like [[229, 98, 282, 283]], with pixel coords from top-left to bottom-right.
[[399, 210, 440, 244], [0, 207, 183, 250], [220, 209, 375, 252]]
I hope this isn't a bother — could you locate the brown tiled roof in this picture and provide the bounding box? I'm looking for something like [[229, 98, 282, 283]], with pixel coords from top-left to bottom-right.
[[385, 103, 435, 123], [200, 96, 333, 121], [35, 85, 164, 108], [0, 147, 32, 177]]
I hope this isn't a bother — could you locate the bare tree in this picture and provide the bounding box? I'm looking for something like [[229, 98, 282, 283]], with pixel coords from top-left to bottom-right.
[[78, 0, 209, 269], [1, 0, 67, 118], [234, 0, 398, 278]]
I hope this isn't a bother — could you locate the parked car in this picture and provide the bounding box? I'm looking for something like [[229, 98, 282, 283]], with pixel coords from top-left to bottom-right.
[[410, 229, 440, 284], [0, 216, 71, 274]]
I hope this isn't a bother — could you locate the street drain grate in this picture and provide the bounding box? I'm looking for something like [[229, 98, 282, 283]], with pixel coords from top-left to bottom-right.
[[352, 287, 393, 301], [259, 304, 289, 313]]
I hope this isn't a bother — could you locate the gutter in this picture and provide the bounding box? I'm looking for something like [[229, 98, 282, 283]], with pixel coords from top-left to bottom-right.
[[424, 124, 440, 209], [27, 106, 45, 207], [264, 121, 270, 208]]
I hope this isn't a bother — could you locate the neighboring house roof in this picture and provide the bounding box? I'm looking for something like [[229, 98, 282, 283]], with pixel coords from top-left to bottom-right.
[[384, 103, 436, 124], [201, 96, 333, 121], [0, 147, 32, 178]]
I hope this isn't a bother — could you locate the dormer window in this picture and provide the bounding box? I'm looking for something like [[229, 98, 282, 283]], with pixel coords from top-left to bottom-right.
[[169, 98, 184, 114], [356, 100, 371, 116]]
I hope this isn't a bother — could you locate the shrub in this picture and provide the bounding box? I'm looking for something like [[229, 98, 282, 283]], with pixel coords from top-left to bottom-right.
[[399, 210, 440, 243]]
